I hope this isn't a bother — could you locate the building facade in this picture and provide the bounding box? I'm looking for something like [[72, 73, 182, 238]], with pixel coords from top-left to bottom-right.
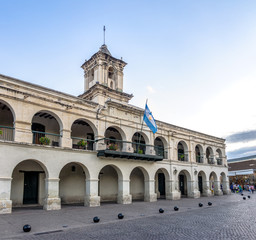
[[0, 44, 230, 214]]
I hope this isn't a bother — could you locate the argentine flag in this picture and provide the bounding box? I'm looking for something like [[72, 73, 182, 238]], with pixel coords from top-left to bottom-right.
[[143, 103, 157, 134]]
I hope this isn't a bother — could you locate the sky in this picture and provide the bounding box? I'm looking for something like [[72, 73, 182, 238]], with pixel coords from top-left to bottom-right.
[[1, 0, 256, 159]]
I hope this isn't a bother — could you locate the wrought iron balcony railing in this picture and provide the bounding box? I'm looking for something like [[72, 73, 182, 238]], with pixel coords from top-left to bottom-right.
[[32, 131, 61, 147], [178, 153, 189, 161], [72, 137, 95, 151], [96, 138, 165, 161], [216, 157, 223, 165], [0, 125, 14, 141], [196, 155, 204, 163], [208, 157, 215, 164]]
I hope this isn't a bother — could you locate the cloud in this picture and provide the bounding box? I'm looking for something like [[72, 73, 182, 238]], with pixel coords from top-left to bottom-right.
[[227, 146, 256, 159], [146, 86, 155, 94], [226, 130, 256, 143]]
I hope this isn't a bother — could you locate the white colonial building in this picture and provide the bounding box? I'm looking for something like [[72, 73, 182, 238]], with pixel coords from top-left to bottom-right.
[[0, 44, 230, 214]]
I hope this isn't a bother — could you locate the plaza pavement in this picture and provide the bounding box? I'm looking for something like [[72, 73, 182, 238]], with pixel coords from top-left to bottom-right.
[[0, 193, 255, 239]]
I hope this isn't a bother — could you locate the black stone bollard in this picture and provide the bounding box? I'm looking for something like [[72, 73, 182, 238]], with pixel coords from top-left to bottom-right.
[[243, 197, 246, 200], [199, 203, 203, 207], [208, 202, 212, 206], [159, 208, 164, 213], [23, 224, 31, 233], [241, 193, 244, 196], [174, 206, 179, 211], [248, 196, 251, 199], [118, 213, 124, 219], [93, 216, 100, 223]]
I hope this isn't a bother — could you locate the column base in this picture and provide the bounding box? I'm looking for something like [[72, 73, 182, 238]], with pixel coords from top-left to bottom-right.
[[0, 200, 12, 214], [117, 194, 132, 204], [189, 190, 200, 198], [145, 193, 157, 202], [166, 191, 181, 200], [223, 189, 231, 195], [44, 197, 61, 211], [84, 196, 100, 207], [203, 190, 213, 197], [214, 190, 223, 196]]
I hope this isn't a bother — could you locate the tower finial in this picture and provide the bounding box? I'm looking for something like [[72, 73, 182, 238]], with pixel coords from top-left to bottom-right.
[[103, 25, 106, 45]]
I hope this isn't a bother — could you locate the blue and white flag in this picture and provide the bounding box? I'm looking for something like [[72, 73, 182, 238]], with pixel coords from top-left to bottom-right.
[[143, 103, 157, 134]]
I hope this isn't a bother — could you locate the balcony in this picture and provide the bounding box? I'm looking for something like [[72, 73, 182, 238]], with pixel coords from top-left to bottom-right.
[[196, 155, 204, 163], [96, 138, 164, 161], [0, 126, 14, 141], [217, 158, 223, 165], [178, 153, 189, 161], [208, 157, 215, 164], [72, 137, 94, 151], [32, 131, 61, 147]]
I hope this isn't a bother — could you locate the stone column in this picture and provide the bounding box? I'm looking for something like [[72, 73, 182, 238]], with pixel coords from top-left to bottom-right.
[[144, 180, 157, 202], [14, 121, 32, 143], [93, 136, 106, 151], [166, 179, 180, 200], [44, 178, 61, 211], [122, 142, 133, 153], [222, 180, 231, 195], [0, 177, 12, 214], [60, 129, 72, 148], [187, 180, 200, 198], [214, 181, 223, 196], [84, 179, 100, 207], [203, 180, 213, 197], [117, 179, 132, 204]]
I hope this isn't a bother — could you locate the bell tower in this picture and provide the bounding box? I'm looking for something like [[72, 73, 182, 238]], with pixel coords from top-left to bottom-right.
[[79, 44, 133, 105]]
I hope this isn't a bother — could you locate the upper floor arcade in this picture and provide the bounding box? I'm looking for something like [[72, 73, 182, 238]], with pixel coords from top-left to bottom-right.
[[0, 95, 227, 166]]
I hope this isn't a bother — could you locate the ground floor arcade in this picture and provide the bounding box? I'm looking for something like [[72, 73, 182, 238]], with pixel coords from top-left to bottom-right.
[[0, 143, 230, 214]]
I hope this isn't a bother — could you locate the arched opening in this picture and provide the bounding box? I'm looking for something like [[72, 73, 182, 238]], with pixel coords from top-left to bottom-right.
[[154, 137, 167, 159], [0, 100, 15, 141], [178, 171, 188, 196], [11, 160, 47, 207], [216, 149, 223, 165], [71, 119, 96, 150], [177, 141, 188, 161], [104, 127, 124, 151], [31, 111, 62, 147], [98, 165, 118, 203], [155, 169, 167, 199], [108, 67, 114, 79], [195, 144, 203, 163], [130, 167, 145, 201], [209, 172, 218, 195], [59, 163, 86, 205], [132, 132, 148, 154], [198, 171, 207, 196], [206, 147, 214, 164]]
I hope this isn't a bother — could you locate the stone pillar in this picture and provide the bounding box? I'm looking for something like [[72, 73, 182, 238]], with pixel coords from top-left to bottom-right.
[[93, 136, 106, 151], [122, 142, 133, 153], [0, 177, 12, 214], [203, 180, 213, 197], [144, 180, 157, 202], [222, 180, 231, 195], [60, 129, 72, 148], [214, 181, 223, 196], [187, 180, 200, 198], [166, 179, 180, 200], [14, 121, 32, 144], [44, 178, 61, 211], [117, 179, 132, 204], [85, 179, 100, 207]]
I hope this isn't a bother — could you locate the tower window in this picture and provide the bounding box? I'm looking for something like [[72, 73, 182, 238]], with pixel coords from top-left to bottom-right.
[[110, 81, 113, 89], [108, 67, 114, 79]]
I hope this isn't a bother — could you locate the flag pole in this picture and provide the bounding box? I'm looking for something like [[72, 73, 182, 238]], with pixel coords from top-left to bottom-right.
[[138, 99, 148, 153]]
